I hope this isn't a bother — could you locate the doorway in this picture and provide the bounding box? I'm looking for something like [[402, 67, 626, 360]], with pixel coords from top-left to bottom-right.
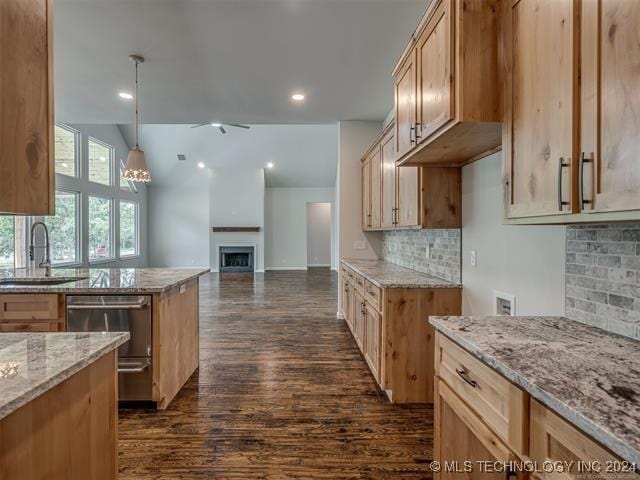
[[306, 202, 331, 268]]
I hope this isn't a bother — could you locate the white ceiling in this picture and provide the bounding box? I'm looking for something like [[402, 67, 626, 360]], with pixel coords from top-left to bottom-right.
[[54, 0, 426, 124], [119, 124, 339, 188]]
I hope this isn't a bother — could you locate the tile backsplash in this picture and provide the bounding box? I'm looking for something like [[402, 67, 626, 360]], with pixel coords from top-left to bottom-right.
[[382, 229, 461, 283], [566, 223, 640, 340]]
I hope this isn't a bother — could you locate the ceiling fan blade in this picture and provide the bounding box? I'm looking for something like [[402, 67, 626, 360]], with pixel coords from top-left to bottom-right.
[[218, 126, 227, 134], [225, 123, 251, 130], [191, 123, 209, 129]]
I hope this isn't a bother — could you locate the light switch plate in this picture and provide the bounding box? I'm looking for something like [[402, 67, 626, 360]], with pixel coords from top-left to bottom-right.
[[470, 250, 477, 267]]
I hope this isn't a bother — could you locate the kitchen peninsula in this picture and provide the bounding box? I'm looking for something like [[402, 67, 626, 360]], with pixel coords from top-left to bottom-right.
[[0, 267, 209, 409], [0, 332, 128, 479]]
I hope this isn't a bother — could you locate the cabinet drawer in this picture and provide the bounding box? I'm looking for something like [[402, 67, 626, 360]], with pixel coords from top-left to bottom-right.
[[364, 280, 382, 312], [530, 400, 638, 479], [435, 333, 528, 455], [353, 273, 365, 295], [0, 295, 60, 321]]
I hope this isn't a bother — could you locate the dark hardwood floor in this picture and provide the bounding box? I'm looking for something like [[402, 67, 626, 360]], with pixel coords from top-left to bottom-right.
[[119, 269, 434, 479]]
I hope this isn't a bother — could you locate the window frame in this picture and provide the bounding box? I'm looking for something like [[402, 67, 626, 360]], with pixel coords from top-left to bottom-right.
[[54, 123, 81, 179], [87, 136, 115, 187], [118, 200, 139, 259], [87, 194, 115, 264], [46, 189, 82, 267]]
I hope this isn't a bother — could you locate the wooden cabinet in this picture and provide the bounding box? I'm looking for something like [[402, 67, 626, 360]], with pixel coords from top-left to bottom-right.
[[340, 263, 461, 403], [0, 0, 55, 215], [434, 379, 522, 480], [0, 294, 65, 332], [502, 0, 640, 223], [363, 302, 381, 383], [394, 0, 501, 167], [362, 121, 461, 231], [530, 399, 639, 480], [580, 0, 640, 215]]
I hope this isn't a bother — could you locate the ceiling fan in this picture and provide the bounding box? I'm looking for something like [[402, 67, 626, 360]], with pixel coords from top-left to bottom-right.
[[191, 122, 251, 134]]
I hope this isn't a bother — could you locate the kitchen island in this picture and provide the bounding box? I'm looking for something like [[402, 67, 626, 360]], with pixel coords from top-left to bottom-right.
[[0, 267, 209, 409], [0, 332, 128, 480]]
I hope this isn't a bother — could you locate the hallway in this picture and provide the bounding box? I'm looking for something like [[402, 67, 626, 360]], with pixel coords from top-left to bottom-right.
[[119, 269, 434, 479]]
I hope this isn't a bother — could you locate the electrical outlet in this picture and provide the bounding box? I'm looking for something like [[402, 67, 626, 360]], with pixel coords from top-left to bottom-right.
[[470, 250, 477, 267], [493, 290, 516, 316], [425, 245, 431, 259], [354, 240, 366, 250]]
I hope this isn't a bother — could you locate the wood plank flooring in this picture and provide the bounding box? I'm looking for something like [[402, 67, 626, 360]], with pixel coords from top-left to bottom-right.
[[118, 269, 434, 479]]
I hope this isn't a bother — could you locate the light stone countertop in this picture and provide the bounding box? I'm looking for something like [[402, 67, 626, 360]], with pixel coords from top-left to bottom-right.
[[429, 315, 640, 465], [341, 259, 461, 289], [0, 267, 210, 294], [0, 332, 129, 420]]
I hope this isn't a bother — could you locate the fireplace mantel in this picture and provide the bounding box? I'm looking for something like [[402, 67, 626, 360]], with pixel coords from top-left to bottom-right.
[[211, 227, 261, 232]]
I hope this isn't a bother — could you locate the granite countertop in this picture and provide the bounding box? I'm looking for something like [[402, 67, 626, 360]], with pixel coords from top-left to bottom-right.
[[429, 315, 640, 465], [0, 332, 129, 420], [0, 267, 210, 293], [341, 259, 461, 289]]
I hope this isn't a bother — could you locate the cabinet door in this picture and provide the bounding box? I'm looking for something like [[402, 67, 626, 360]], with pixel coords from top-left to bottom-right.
[[397, 166, 420, 227], [381, 128, 397, 229], [361, 160, 371, 229], [435, 380, 520, 480], [344, 282, 353, 331], [580, 0, 640, 213], [395, 50, 418, 159], [0, 0, 54, 215], [417, 0, 454, 141], [363, 303, 381, 383], [502, 0, 578, 218], [353, 292, 365, 350], [369, 148, 382, 229]]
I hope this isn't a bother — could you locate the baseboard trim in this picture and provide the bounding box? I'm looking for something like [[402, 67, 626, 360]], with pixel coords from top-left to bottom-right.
[[265, 267, 308, 271], [307, 264, 331, 267]]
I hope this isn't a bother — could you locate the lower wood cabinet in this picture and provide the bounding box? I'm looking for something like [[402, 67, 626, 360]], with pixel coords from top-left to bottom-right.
[[435, 379, 522, 480], [0, 294, 65, 331], [340, 264, 461, 403]]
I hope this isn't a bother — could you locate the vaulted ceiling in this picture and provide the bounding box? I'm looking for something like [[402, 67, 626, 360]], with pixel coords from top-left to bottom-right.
[[54, 0, 426, 124]]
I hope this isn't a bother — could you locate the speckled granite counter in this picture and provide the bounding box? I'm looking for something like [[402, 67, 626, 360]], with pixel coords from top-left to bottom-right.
[[0, 267, 209, 294], [341, 259, 461, 289], [0, 332, 129, 420], [429, 315, 640, 465]]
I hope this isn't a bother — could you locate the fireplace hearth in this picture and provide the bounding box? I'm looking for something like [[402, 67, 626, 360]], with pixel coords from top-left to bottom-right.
[[219, 246, 255, 273]]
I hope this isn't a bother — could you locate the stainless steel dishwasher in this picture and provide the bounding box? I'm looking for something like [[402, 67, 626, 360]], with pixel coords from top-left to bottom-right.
[[66, 295, 153, 402]]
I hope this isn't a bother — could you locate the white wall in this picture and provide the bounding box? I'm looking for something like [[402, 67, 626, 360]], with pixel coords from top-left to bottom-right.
[[264, 188, 334, 270], [461, 153, 566, 316], [337, 121, 384, 261], [59, 124, 148, 268], [210, 168, 265, 272], [307, 203, 332, 267]]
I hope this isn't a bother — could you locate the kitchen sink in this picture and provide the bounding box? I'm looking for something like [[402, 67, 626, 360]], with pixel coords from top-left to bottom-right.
[[0, 277, 87, 286]]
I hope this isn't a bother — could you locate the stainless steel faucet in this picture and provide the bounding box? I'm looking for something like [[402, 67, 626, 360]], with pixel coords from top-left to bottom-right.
[[29, 221, 52, 276]]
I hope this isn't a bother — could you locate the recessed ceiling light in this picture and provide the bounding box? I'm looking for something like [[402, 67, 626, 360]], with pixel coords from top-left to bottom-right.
[[266, 162, 274, 169], [118, 92, 133, 100], [197, 162, 206, 169], [210, 123, 222, 127], [291, 93, 305, 101]]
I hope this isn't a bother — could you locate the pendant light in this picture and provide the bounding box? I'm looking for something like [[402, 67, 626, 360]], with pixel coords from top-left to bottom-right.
[[123, 54, 151, 183]]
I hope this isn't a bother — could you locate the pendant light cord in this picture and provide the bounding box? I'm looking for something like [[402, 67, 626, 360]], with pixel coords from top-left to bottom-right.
[[135, 60, 140, 148]]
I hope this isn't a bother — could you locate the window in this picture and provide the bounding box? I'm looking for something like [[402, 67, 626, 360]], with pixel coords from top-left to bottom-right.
[[88, 196, 113, 261], [119, 159, 132, 192], [0, 216, 15, 268], [45, 191, 80, 265], [119, 201, 138, 257], [88, 138, 113, 186], [55, 125, 79, 177]]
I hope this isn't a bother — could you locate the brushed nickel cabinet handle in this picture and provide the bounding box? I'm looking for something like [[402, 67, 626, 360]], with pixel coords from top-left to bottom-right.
[[410, 125, 416, 145], [455, 368, 477, 388], [579, 152, 594, 211], [415, 122, 421, 139], [557, 157, 570, 212]]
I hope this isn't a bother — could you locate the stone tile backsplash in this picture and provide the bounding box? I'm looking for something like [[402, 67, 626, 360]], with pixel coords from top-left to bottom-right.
[[382, 229, 461, 284], [566, 223, 640, 340]]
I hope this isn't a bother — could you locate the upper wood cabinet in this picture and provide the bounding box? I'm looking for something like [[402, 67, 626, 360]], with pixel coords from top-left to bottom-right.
[[394, 0, 501, 168], [0, 0, 55, 215], [502, 0, 640, 222], [362, 121, 461, 232]]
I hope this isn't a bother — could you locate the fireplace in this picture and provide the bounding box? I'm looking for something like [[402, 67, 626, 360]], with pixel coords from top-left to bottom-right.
[[219, 246, 254, 273]]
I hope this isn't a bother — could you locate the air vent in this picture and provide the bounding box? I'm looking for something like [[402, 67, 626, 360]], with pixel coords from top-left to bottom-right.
[[177, 154, 186, 161]]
